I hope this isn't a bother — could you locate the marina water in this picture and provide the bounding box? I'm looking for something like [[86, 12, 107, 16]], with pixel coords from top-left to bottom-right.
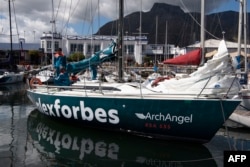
[[0, 83, 250, 167]]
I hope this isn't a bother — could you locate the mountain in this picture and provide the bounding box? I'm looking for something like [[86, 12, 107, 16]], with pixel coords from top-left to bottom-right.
[[96, 3, 248, 47]]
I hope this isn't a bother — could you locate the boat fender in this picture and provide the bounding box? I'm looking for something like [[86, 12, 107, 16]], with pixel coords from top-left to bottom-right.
[[30, 77, 42, 88]]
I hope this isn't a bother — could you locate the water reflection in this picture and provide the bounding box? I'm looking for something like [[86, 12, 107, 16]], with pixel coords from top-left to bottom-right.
[[0, 83, 28, 105], [27, 109, 217, 167], [0, 83, 35, 167]]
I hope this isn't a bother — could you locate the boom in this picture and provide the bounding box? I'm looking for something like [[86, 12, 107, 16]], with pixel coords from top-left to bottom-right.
[[66, 40, 117, 77]]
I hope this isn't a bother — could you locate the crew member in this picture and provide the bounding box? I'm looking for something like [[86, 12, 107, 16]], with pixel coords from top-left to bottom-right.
[[54, 48, 66, 77]]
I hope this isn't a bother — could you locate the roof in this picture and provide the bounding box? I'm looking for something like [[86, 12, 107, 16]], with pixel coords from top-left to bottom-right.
[[188, 39, 250, 49], [0, 43, 40, 50]]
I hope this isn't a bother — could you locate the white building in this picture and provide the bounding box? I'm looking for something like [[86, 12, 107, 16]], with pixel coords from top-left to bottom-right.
[[40, 32, 150, 64]]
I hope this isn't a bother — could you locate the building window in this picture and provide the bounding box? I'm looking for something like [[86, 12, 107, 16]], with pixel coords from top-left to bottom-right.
[[94, 45, 100, 52], [41, 41, 45, 48], [47, 41, 52, 49], [125, 45, 134, 54], [55, 41, 59, 51], [87, 44, 100, 54], [78, 44, 83, 52], [47, 41, 52, 52], [70, 44, 77, 52], [87, 44, 92, 54], [70, 43, 84, 53]]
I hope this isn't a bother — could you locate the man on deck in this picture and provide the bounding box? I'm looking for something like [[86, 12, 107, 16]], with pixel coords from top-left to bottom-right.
[[54, 48, 66, 77]]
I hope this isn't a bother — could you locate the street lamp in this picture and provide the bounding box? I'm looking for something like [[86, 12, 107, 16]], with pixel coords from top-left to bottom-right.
[[125, 31, 128, 55], [33, 30, 36, 42]]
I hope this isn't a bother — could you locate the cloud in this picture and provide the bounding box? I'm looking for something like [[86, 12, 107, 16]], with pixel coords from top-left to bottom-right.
[[0, 0, 239, 44]]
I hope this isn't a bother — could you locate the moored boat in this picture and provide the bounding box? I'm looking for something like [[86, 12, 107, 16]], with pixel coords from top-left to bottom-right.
[[0, 0, 24, 85], [26, 0, 241, 144], [27, 35, 242, 144], [0, 69, 24, 85], [227, 0, 250, 128]]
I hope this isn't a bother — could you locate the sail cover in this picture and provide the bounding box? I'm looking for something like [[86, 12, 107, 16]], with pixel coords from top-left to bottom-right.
[[163, 48, 201, 65]]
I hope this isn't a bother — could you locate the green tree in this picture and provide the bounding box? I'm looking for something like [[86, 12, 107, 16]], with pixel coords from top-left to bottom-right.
[[67, 52, 85, 62]]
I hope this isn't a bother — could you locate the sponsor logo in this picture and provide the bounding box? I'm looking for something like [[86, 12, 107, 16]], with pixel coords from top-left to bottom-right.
[[135, 112, 193, 124], [36, 98, 119, 124]]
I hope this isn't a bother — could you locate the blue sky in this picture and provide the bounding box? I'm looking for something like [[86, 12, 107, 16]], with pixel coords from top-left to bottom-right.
[[209, 0, 246, 14]]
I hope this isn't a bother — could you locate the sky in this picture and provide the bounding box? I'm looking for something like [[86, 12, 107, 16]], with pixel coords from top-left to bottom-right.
[[0, 0, 248, 44]]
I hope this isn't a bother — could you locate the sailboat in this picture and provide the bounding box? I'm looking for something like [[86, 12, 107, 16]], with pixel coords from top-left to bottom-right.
[[229, 0, 250, 128], [26, 0, 241, 143], [0, 0, 24, 85]]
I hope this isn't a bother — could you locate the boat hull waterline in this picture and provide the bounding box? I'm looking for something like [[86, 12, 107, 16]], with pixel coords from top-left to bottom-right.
[[27, 89, 240, 143], [27, 109, 217, 166]]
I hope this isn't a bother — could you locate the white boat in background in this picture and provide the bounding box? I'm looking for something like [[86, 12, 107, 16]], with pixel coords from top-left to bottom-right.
[[229, 108, 250, 128], [0, 69, 24, 85], [228, 0, 250, 128], [240, 88, 250, 110], [0, 1, 24, 85]]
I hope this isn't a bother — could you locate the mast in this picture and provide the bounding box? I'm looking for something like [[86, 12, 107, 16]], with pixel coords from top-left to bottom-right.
[[237, 0, 247, 74], [200, 0, 205, 65], [138, 0, 142, 65], [164, 21, 168, 75], [237, 0, 243, 58], [154, 15, 158, 71], [118, 0, 124, 82], [51, 0, 55, 66], [8, 0, 13, 57], [243, 0, 247, 73]]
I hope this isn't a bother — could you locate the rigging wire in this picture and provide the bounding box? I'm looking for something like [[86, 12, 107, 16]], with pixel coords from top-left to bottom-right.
[[62, 0, 73, 36], [91, 1, 100, 35], [124, 0, 131, 35], [111, 0, 118, 35], [79, 0, 99, 36], [59, 0, 67, 34], [179, 0, 220, 40], [60, 0, 81, 36], [97, 0, 100, 35], [64, 0, 81, 35], [53, 0, 62, 33], [11, 0, 20, 42], [80, 0, 90, 35], [87, 0, 94, 35], [55, 0, 62, 20], [0, 0, 4, 37], [85, 1, 92, 34]]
